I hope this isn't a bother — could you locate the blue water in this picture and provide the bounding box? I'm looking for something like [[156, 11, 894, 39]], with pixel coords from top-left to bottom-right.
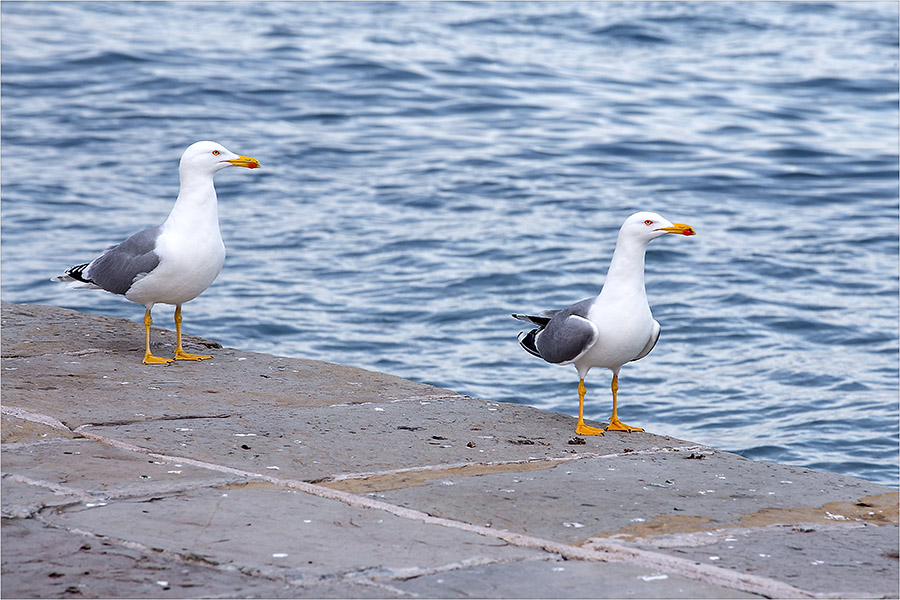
[[2, 1, 897, 487]]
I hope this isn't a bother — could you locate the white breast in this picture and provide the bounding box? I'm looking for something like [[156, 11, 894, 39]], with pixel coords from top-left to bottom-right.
[[576, 296, 654, 370], [125, 224, 225, 307]]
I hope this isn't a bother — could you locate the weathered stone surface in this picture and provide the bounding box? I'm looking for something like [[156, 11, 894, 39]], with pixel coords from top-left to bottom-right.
[[1, 517, 391, 599], [3, 303, 897, 599], [372, 447, 894, 543], [390, 557, 759, 599], [623, 521, 900, 598]]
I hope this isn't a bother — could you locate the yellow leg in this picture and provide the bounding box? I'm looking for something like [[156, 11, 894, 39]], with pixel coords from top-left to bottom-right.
[[173, 306, 212, 361], [142, 309, 172, 365], [605, 373, 643, 432], [575, 379, 605, 436]]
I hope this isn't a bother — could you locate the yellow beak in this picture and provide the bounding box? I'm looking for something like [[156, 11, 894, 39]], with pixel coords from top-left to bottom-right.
[[226, 155, 260, 169], [660, 222, 695, 236]]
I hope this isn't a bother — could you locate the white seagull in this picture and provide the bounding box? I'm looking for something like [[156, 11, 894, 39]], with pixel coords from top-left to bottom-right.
[[513, 211, 695, 435], [54, 141, 260, 365]]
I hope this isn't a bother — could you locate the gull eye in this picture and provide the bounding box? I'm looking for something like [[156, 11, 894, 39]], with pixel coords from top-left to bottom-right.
[[212, 150, 221, 156], [643, 219, 654, 226]]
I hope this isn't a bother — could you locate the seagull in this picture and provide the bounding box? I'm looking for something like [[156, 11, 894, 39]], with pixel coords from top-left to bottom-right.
[[53, 141, 260, 365], [513, 211, 695, 435]]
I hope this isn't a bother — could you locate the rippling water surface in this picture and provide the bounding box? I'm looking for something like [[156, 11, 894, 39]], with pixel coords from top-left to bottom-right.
[[2, 1, 897, 486]]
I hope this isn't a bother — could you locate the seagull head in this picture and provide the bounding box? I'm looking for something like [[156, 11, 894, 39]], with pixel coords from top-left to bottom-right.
[[623, 211, 696, 242], [179, 141, 260, 175]]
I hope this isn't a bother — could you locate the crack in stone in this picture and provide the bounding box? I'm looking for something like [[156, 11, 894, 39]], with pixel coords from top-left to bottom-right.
[[347, 554, 555, 583], [74, 414, 232, 428]]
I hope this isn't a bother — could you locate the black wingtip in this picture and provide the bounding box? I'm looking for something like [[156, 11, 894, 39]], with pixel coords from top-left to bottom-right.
[[512, 313, 552, 327], [517, 329, 543, 359], [65, 263, 93, 284]]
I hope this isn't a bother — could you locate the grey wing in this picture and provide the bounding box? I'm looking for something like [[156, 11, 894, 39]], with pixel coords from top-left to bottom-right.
[[631, 319, 661, 362], [534, 298, 598, 364], [85, 226, 162, 295]]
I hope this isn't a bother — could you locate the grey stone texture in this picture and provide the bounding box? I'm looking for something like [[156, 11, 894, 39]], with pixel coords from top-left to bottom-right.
[[2, 302, 897, 598]]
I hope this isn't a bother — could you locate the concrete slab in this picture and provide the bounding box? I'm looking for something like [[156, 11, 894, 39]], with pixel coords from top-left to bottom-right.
[[367, 446, 898, 598], [390, 556, 759, 598], [77, 397, 694, 484], [1, 301, 458, 422], [40, 482, 546, 582], [3, 303, 898, 599], [2, 438, 245, 500], [1, 517, 393, 599], [622, 522, 900, 598], [370, 448, 895, 542]]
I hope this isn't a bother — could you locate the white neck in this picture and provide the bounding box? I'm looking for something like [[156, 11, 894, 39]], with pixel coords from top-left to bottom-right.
[[163, 168, 220, 234], [598, 231, 649, 302]]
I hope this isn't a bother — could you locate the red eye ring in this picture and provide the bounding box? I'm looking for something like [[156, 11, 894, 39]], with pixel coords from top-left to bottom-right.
[[212, 150, 221, 156], [644, 219, 653, 226]]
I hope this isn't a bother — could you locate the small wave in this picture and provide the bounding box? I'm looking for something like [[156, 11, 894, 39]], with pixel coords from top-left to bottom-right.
[[766, 76, 897, 94], [758, 146, 842, 160], [320, 54, 430, 82], [590, 23, 670, 44], [67, 50, 152, 67]]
